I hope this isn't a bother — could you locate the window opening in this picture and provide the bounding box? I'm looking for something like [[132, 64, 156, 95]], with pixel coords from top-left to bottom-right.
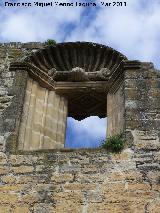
[[65, 116, 107, 148]]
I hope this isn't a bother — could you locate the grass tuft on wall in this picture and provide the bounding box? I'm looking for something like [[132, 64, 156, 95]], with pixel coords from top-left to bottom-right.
[[100, 133, 125, 153], [45, 39, 57, 45]]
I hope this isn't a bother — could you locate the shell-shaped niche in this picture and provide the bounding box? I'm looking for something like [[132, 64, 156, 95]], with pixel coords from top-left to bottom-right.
[[24, 42, 127, 74]]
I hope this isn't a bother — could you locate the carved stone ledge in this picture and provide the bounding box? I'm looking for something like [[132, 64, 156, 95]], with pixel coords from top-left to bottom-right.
[[123, 60, 142, 70], [9, 62, 28, 71], [54, 81, 109, 95]]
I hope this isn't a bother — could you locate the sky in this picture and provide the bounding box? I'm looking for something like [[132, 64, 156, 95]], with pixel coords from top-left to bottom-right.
[[0, 0, 160, 148]]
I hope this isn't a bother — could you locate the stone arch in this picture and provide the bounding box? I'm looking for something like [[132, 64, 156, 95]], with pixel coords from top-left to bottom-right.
[[18, 42, 127, 89], [25, 42, 127, 71]]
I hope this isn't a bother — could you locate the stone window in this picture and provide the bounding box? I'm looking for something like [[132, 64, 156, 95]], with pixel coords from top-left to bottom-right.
[[10, 42, 126, 151]]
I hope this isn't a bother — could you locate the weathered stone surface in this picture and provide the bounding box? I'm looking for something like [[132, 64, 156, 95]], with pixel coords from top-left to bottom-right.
[[107, 82, 125, 136], [0, 42, 159, 212], [0, 149, 159, 212], [18, 78, 68, 151]]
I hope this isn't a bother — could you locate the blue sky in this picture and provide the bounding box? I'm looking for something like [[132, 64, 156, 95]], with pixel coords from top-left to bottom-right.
[[0, 0, 160, 148]]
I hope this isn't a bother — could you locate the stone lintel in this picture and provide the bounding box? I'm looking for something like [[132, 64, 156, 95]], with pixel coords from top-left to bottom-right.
[[54, 81, 109, 95]]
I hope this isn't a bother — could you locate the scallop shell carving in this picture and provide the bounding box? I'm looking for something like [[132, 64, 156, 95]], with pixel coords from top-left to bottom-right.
[[24, 42, 127, 74]]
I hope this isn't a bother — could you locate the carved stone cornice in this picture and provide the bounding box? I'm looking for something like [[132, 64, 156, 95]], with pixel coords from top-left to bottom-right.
[[123, 60, 142, 70], [23, 42, 127, 74], [9, 62, 28, 71], [47, 67, 112, 82], [10, 42, 128, 91], [9, 62, 55, 90]]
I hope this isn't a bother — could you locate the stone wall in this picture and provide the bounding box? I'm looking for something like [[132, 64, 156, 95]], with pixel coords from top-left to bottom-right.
[[107, 82, 125, 136], [0, 43, 160, 213], [124, 61, 160, 150], [0, 43, 44, 152], [0, 149, 160, 213]]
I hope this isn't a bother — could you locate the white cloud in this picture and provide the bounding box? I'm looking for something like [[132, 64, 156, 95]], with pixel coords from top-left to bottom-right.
[[0, 0, 83, 42], [1, 0, 160, 68], [68, 116, 106, 138], [66, 117, 106, 148], [66, 0, 160, 68]]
